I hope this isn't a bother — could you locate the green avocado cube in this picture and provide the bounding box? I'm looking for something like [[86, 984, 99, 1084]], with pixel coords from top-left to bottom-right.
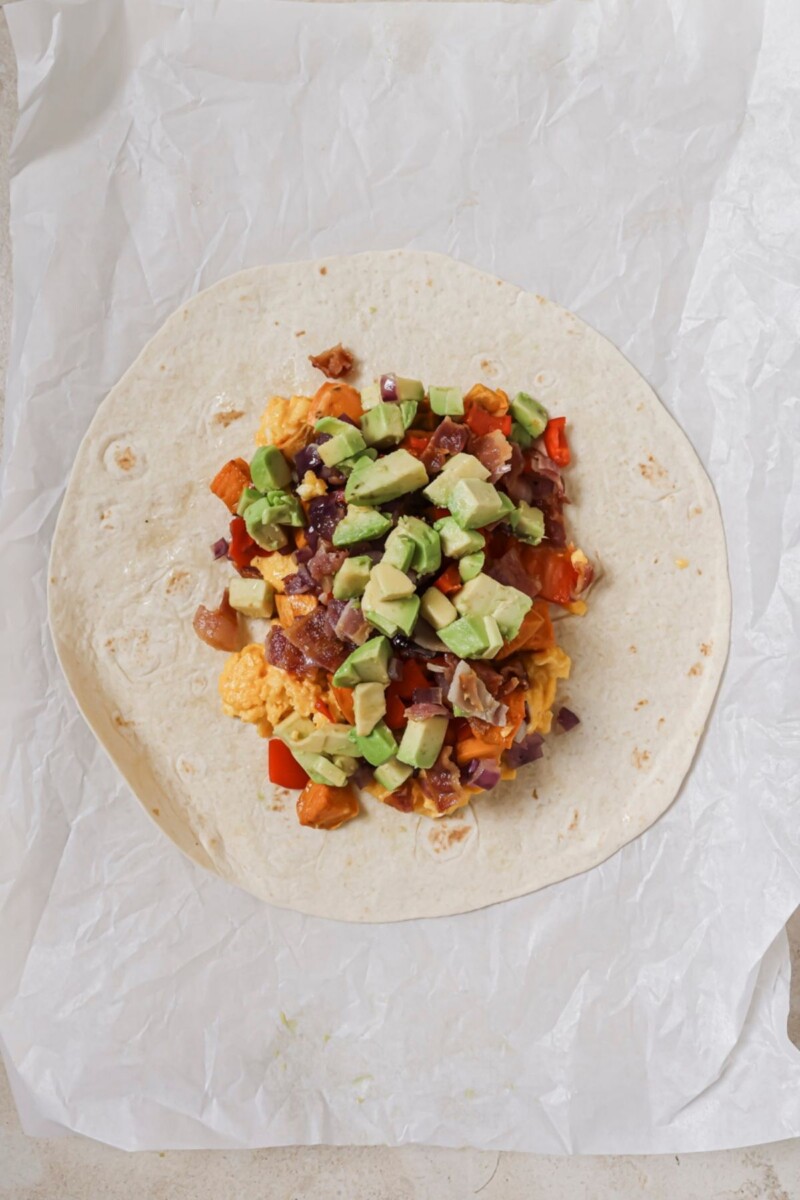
[[395, 515, 442, 575], [510, 501, 545, 545], [260, 489, 306, 527], [332, 636, 391, 687], [433, 516, 486, 558], [332, 556, 372, 600], [237, 486, 262, 516], [363, 592, 420, 638], [354, 681, 387, 736], [454, 574, 532, 641], [332, 755, 359, 778], [243, 497, 288, 550], [448, 479, 507, 530], [458, 551, 485, 582], [228, 577, 274, 619], [273, 713, 316, 746], [429, 386, 464, 417], [374, 757, 414, 793], [349, 719, 397, 766], [394, 377, 425, 402], [419, 587, 458, 631], [476, 615, 504, 659], [396, 715, 448, 769], [510, 420, 533, 449], [360, 403, 405, 448], [438, 616, 493, 658], [250, 445, 291, 491], [423, 453, 490, 506], [370, 562, 415, 600], [345, 449, 428, 504], [338, 449, 378, 476], [315, 416, 358, 438], [383, 527, 416, 572], [511, 392, 549, 438], [318, 428, 367, 467], [360, 382, 382, 410], [292, 751, 348, 787], [332, 505, 393, 547], [399, 400, 419, 430]]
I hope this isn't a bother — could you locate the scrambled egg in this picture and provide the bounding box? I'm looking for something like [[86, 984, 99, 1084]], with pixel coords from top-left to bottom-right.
[[256, 395, 313, 459], [524, 645, 571, 734], [296, 470, 327, 502], [252, 552, 298, 594], [218, 642, 321, 736]]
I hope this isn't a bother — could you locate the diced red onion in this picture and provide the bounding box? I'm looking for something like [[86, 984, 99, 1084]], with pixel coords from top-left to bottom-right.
[[294, 443, 322, 477], [412, 687, 442, 706], [211, 537, 229, 560], [556, 706, 580, 731], [380, 373, 398, 401], [283, 566, 318, 595], [504, 732, 544, 768], [464, 758, 502, 790], [353, 762, 375, 789]]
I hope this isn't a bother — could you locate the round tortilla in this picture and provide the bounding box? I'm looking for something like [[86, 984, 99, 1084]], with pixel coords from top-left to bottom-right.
[[48, 251, 730, 921]]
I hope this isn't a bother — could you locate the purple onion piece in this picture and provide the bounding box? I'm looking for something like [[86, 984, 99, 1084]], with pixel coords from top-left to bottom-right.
[[464, 758, 502, 790], [380, 373, 398, 401], [352, 762, 375, 789], [556, 706, 580, 732], [283, 565, 318, 595], [212, 537, 229, 560], [294, 443, 322, 477], [504, 732, 544, 769], [412, 687, 443, 706], [295, 545, 314, 564]]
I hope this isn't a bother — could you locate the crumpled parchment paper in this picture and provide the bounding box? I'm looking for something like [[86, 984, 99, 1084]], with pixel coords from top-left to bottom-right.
[[0, 0, 798, 1154]]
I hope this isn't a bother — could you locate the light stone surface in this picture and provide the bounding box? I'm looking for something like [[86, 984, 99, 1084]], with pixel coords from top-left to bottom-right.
[[0, 8, 797, 1195]]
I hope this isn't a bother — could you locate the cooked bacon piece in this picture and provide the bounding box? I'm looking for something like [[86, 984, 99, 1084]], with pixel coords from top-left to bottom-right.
[[446, 661, 508, 726], [333, 600, 370, 645], [420, 417, 469, 474], [485, 544, 541, 600], [264, 624, 317, 679], [192, 589, 240, 651], [297, 782, 359, 829], [419, 746, 463, 813], [308, 344, 355, 379], [283, 604, 349, 672], [469, 429, 513, 483]]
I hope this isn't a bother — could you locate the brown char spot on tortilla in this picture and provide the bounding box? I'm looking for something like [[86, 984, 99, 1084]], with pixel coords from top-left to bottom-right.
[[115, 446, 136, 471], [213, 409, 245, 427], [700, 642, 712, 656], [632, 747, 651, 770], [688, 662, 703, 676]]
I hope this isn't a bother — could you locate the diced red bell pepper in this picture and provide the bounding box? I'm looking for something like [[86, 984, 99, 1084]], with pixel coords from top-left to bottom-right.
[[428, 507, 450, 521], [466, 405, 512, 438], [228, 515, 259, 570], [434, 563, 463, 596], [393, 658, 429, 700], [521, 546, 579, 607], [315, 699, 333, 721], [401, 431, 432, 457], [268, 739, 310, 789], [543, 417, 570, 466], [384, 687, 407, 730]]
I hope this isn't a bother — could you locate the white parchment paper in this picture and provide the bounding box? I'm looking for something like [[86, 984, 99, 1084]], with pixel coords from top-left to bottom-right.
[[1, 0, 799, 1153]]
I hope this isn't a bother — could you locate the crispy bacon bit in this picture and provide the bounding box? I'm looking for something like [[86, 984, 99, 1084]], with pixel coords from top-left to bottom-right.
[[419, 746, 463, 812], [283, 604, 349, 672], [334, 600, 370, 645], [469, 429, 513, 483], [446, 661, 508, 726], [486, 545, 541, 600], [420, 417, 469, 474], [192, 589, 240, 652], [265, 624, 317, 679], [382, 781, 415, 813], [308, 343, 355, 379]]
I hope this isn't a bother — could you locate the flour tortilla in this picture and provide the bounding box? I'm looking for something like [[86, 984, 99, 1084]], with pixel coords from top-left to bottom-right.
[[48, 251, 730, 921]]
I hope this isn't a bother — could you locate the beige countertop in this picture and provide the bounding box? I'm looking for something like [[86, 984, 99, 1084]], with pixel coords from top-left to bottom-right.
[[0, 10, 798, 1197]]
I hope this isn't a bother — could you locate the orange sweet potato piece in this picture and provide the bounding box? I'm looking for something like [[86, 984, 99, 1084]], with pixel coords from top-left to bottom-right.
[[210, 458, 251, 513], [297, 782, 359, 830], [308, 381, 363, 424], [275, 593, 317, 627]]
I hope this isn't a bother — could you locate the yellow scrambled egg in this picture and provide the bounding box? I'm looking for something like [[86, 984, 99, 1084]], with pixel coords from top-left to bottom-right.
[[524, 645, 571, 734], [296, 470, 327, 502], [218, 641, 321, 736], [255, 395, 313, 459], [251, 552, 298, 594]]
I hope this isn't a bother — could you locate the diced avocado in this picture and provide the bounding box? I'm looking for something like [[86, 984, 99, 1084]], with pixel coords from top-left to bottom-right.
[[292, 751, 348, 787], [510, 420, 533, 448], [459, 551, 485, 581], [332, 555, 372, 600], [360, 382, 382, 410], [477, 614, 504, 659], [394, 377, 425, 402], [259, 489, 306, 527], [250, 445, 290, 491], [345, 449, 428, 504], [243, 498, 288, 550], [354, 681, 387, 736], [349, 719, 397, 766], [320, 726, 359, 756], [370, 561, 415, 601], [454, 574, 533, 640], [273, 713, 315, 746], [275, 717, 355, 756], [374, 757, 414, 793], [360, 403, 405, 448], [395, 515, 441, 575], [318, 427, 367, 467], [332, 504, 393, 547], [423, 453, 490, 506], [510, 501, 545, 545], [237, 486, 262, 516], [338, 448, 378, 476], [332, 754, 359, 778], [315, 416, 359, 438], [399, 400, 419, 430], [511, 392, 549, 438], [228, 577, 274, 619], [383, 526, 415, 572], [332, 636, 391, 687], [429, 386, 464, 417], [363, 591, 420, 638], [419, 587, 458, 631], [438, 615, 495, 658], [433, 516, 486, 558], [497, 493, 516, 520], [397, 715, 448, 769], [448, 479, 507, 530]]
